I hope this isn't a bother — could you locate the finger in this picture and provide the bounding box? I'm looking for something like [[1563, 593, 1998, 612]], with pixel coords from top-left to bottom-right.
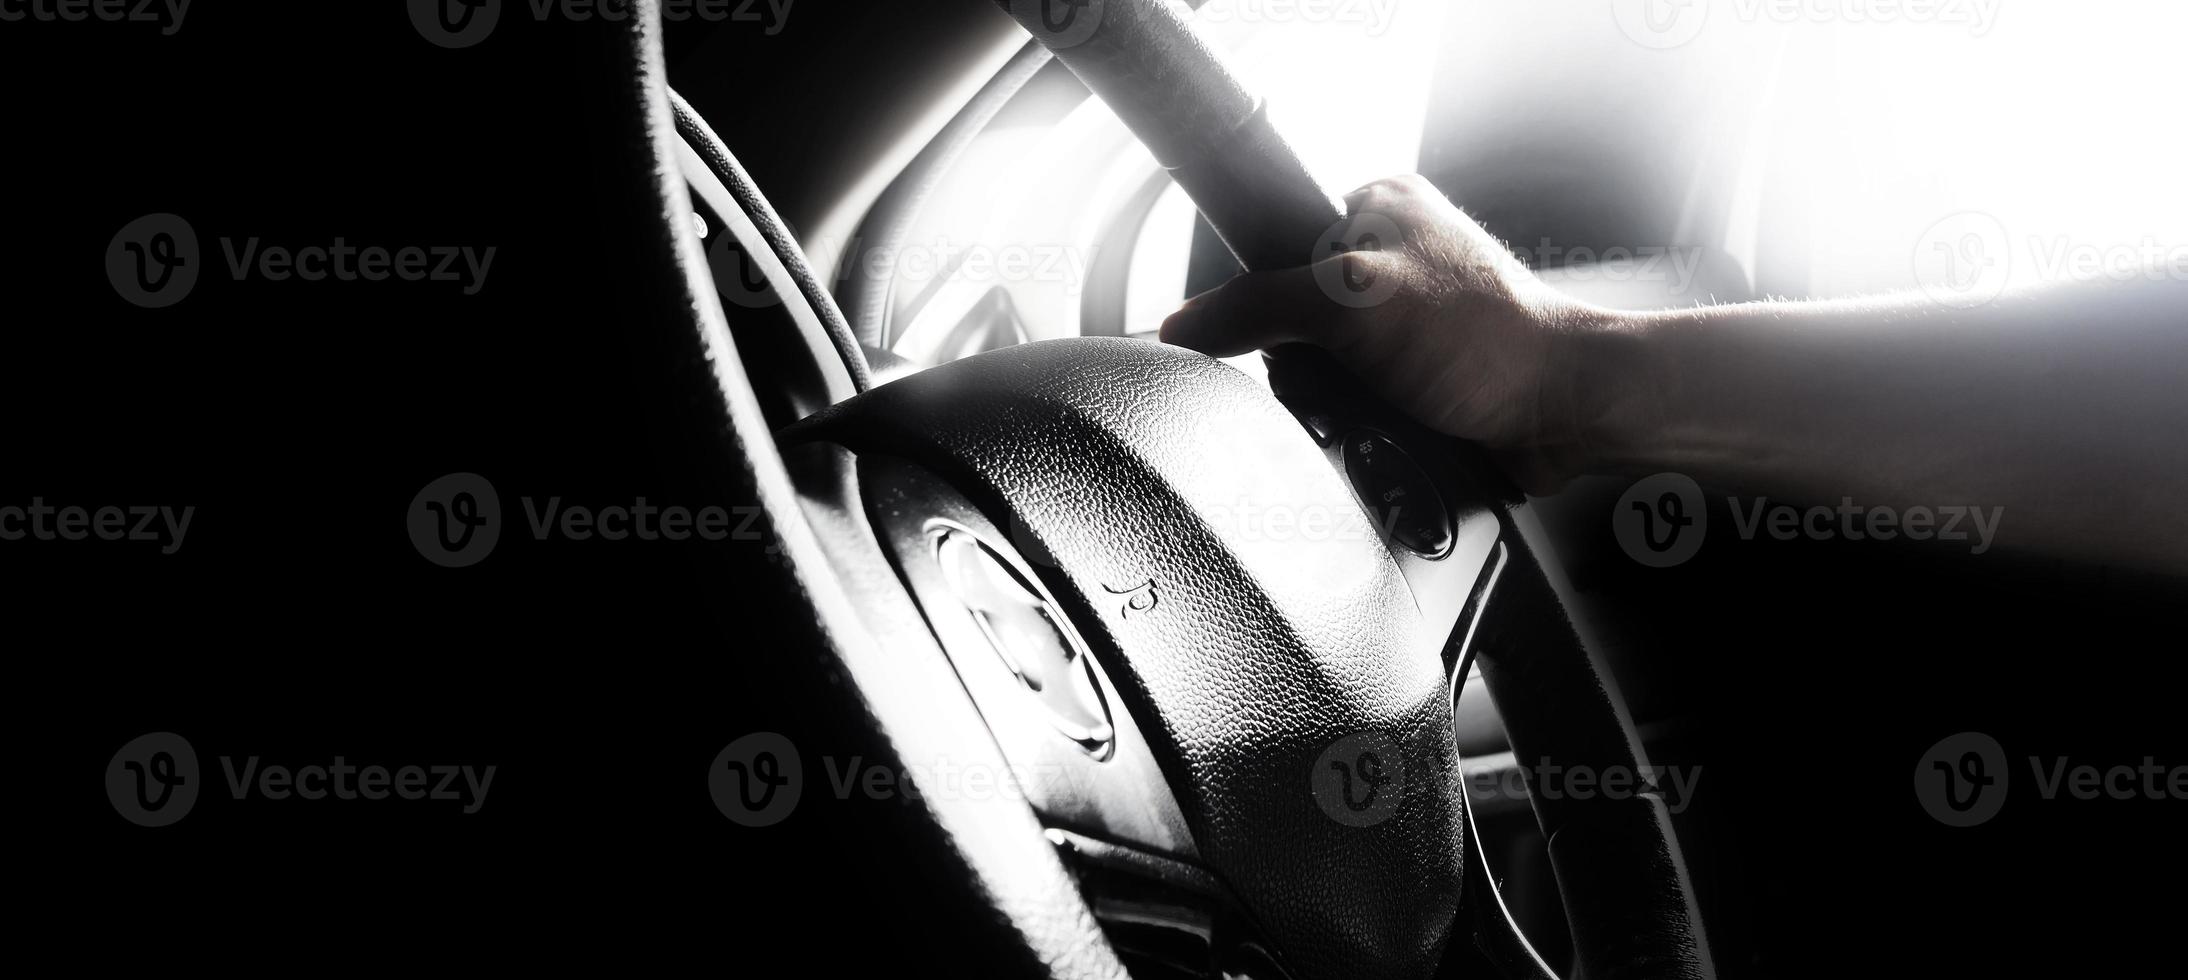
[[1342, 172, 1440, 215], [1161, 249, 1407, 357], [1159, 263, 1341, 358], [1344, 174, 1520, 274]]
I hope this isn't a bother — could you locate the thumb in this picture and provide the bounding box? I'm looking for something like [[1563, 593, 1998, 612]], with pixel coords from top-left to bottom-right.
[[1160, 259, 1361, 358]]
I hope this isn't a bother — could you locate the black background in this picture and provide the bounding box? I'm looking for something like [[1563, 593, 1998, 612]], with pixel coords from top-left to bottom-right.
[[5, 5, 984, 972]]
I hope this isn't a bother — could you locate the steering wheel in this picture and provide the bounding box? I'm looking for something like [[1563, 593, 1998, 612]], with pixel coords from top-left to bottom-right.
[[614, 2, 1712, 978]]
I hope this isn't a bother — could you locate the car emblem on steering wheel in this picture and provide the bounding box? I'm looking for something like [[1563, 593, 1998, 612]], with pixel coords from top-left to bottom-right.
[[933, 524, 1117, 758]]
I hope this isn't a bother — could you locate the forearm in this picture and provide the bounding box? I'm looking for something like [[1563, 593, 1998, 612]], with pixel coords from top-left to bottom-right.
[[1572, 277, 2188, 572]]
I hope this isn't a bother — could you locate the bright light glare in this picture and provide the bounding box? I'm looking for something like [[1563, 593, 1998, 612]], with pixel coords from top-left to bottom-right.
[[1696, 0, 2188, 297], [1122, 0, 1449, 344], [1198, 0, 1448, 193]]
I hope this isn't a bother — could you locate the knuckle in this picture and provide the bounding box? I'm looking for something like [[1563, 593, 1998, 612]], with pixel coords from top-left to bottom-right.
[[1333, 248, 1388, 282], [1392, 172, 1437, 194], [1359, 172, 1433, 201]]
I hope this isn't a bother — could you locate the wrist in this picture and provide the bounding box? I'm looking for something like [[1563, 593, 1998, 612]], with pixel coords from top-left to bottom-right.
[[1558, 304, 1670, 477]]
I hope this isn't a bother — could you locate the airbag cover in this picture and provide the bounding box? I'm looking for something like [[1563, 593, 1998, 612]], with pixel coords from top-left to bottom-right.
[[799, 338, 1464, 980]]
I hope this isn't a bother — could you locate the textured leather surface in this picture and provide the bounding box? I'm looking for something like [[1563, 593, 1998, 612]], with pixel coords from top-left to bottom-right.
[[670, 89, 871, 392], [798, 337, 1468, 980]]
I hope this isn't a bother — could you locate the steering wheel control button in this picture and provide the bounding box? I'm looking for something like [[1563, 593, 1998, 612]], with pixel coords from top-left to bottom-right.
[[933, 527, 1116, 759], [1297, 409, 1342, 446], [1277, 395, 1339, 446], [1341, 432, 1454, 558]]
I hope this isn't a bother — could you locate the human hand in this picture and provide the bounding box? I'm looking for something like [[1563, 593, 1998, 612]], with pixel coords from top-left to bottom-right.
[[1160, 174, 1623, 492]]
